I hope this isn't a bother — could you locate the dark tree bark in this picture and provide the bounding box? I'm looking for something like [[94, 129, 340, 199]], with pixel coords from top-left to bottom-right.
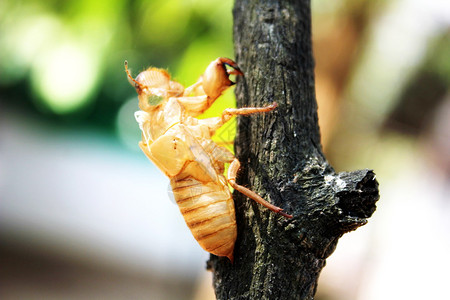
[[208, 0, 379, 299]]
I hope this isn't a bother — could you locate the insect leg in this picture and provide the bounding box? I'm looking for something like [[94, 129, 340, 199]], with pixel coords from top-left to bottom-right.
[[217, 57, 243, 79], [221, 102, 278, 124], [175, 95, 210, 117], [194, 102, 278, 136], [227, 69, 242, 76], [183, 79, 203, 97], [227, 158, 293, 219]]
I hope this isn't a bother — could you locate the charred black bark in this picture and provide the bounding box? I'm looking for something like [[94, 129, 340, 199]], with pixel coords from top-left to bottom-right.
[[208, 1, 379, 299]]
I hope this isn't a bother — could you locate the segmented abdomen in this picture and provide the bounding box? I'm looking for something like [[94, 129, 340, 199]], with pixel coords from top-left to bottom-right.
[[170, 175, 237, 261]]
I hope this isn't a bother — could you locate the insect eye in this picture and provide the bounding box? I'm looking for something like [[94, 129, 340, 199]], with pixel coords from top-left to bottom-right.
[[148, 95, 164, 106]]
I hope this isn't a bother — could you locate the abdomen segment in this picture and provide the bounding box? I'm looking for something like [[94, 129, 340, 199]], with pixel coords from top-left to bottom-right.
[[170, 176, 237, 261]]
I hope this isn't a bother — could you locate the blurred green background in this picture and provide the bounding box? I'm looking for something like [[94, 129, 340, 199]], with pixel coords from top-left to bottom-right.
[[0, 0, 449, 299], [0, 0, 236, 146]]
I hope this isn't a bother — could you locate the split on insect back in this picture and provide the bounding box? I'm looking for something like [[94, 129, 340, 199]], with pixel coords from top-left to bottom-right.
[[125, 57, 292, 262]]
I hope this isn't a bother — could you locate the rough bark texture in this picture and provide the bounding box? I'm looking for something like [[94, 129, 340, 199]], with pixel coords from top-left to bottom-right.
[[208, 0, 379, 299]]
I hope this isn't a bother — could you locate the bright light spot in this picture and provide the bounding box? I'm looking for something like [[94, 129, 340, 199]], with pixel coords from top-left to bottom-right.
[[0, 14, 62, 84], [31, 43, 98, 114], [335, 178, 346, 189]]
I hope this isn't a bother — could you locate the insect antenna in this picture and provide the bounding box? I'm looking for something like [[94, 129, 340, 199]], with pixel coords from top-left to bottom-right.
[[124, 60, 147, 91]]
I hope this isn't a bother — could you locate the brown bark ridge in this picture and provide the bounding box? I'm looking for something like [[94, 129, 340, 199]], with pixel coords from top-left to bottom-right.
[[208, 0, 379, 299]]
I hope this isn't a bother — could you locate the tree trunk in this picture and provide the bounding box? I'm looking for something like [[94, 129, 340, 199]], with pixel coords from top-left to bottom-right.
[[208, 0, 379, 299]]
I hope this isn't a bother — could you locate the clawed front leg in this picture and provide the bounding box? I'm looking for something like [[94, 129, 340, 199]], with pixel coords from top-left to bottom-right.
[[202, 57, 243, 102], [227, 158, 293, 219], [178, 57, 245, 118], [175, 95, 209, 117], [183, 80, 203, 97]]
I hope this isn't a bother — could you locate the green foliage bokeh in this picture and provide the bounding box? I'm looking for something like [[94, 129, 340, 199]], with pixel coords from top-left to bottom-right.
[[0, 0, 236, 144]]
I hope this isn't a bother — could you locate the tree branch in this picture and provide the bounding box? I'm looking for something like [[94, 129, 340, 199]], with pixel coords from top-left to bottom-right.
[[208, 1, 379, 299]]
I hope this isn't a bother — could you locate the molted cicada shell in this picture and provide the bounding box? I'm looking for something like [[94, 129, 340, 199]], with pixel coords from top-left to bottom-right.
[[125, 58, 292, 261]]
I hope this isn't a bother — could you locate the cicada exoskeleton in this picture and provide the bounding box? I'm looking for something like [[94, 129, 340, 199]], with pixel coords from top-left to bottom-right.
[[125, 58, 292, 261]]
